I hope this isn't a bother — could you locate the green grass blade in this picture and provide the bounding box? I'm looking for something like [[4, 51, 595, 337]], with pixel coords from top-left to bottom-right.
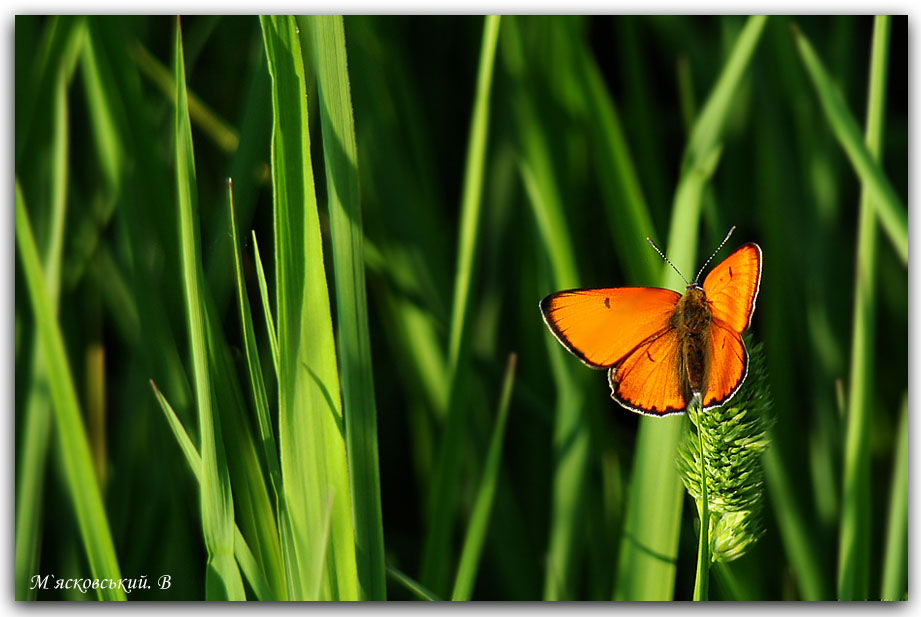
[[451, 354, 517, 601], [15, 181, 126, 601], [128, 39, 239, 153], [304, 14, 387, 601], [228, 181, 282, 501], [15, 67, 71, 599], [173, 19, 244, 601], [260, 15, 358, 600], [837, 16, 889, 600], [615, 15, 767, 601], [503, 18, 586, 600], [387, 565, 442, 601], [692, 412, 710, 601], [149, 380, 275, 601], [881, 396, 908, 601], [251, 231, 280, 378], [792, 23, 907, 265], [682, 15, 768, 175], [420, 14, 501, 595], [576, 35, 659, 283]]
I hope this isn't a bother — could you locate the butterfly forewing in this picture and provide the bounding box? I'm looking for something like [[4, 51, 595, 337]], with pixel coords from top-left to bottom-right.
[[540, 287, 681, 368], [702, 243, 762, 333]]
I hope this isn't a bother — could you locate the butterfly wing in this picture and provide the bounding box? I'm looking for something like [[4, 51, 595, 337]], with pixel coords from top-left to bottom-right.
[[607, 327, 686, 415], [702, 243, 762, 332], [701, 319, 748, 409], [699, 242, 761, 409], [540, 287, 681, 368]]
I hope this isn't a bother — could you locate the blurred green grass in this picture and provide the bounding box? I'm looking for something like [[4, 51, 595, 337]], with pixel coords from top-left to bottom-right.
[[14, 15, 907, 601]]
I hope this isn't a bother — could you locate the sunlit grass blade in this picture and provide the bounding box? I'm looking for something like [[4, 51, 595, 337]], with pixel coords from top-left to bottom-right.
[[451, 354, 517, 601], [792, 23, 907, 265], [252, 231, 280, 377], [881, 396, 907, 601], [149, 380, 274, 600], [837, 14, 888, 601], [615, 15, 768, 601], [173, 19, 244, 600], [303, 14, 387, 601], [15, 182, 125, 601], [260, 15, 358, 600], [387, 565, 442, 601], [420, 14, 501, 596]]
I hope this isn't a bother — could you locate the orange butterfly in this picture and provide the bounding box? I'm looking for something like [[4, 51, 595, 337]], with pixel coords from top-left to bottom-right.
[[540, 228, 761, 416]]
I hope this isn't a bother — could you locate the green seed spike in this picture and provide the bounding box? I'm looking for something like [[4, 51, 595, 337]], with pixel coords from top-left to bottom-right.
[[677, 335, 774, 565]]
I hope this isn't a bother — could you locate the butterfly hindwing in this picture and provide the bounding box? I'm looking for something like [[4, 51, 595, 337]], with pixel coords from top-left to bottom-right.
[[702, 319, 748, 409], [608, 327, 686, 415], [702, 243, 762, 333], [540, 287, 681, 368]]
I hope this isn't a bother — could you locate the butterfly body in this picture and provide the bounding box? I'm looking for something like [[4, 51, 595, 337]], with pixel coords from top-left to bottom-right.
[[541, 242, 761, 416], [673, 285, 711, 398]]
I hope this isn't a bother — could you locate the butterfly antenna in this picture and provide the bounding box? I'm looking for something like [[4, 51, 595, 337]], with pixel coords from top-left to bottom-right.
[[693, 226, 736, 284], [646, 237, 690, 286]]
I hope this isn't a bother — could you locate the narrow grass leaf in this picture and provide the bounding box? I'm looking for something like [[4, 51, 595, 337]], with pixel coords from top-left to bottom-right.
[[15, 68, 71, 600], [503, 18, 587, 600], [881, 396, 908, 601], [128, 39, 239, 153], [387, 565, 442, 601], [149, 380, 275, 601], [304, 14, 387, 601], [575, 34, 660, 283], [420, 14, 501, 595], [260, 15, 358, 600], [837, 15, 888, 601], [173, 19, 244, 600], [452, 354, 517, 601], [15, 182, 125, 601], [252, 231, 280, 378], [792, 24, 907, 265]]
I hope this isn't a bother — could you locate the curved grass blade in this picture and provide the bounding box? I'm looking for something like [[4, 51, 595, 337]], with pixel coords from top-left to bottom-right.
[[838, 16, 889, 600], [15, 182, 126, 601], [303, 14, 387, 601], [451, 354, 517, 601], [173, 19, 244, 600], [260, 15, 358, 600], [792, 23, 907, 265]]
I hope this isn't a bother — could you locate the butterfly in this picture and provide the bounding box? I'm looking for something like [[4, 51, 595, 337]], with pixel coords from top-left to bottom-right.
[[539, 228, 761, 416]]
